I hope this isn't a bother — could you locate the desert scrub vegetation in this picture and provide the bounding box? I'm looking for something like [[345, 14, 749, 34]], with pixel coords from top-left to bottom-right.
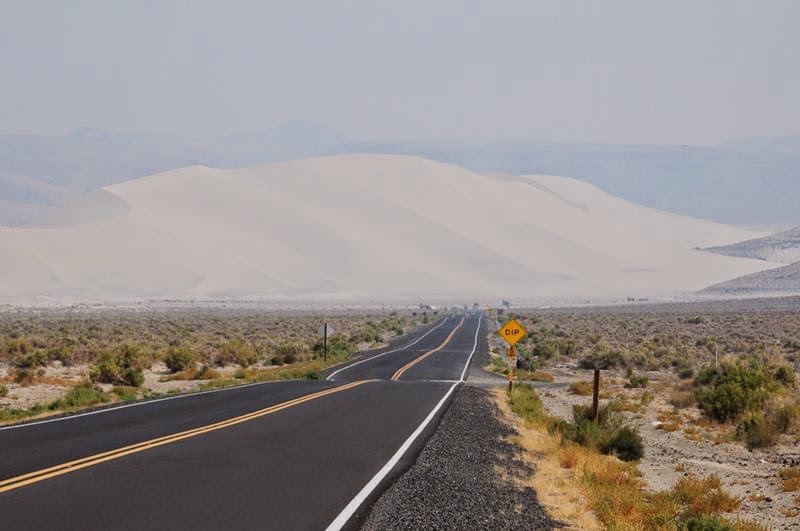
[[0, 383, 116, 424], [689, 358, 798, 448], [511, 384, 643, 462], [505, 384, 763, 530], [0, 306, 428, 422], [504, 299, 800, 450]]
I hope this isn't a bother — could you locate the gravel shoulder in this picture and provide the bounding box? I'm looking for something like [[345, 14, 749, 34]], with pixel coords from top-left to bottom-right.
[[361, 385, 560, 530]]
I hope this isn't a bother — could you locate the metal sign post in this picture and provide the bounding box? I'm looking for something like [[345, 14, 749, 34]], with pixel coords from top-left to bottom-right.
[[318, 323, 334, 362], [507, 345, 516, 392]]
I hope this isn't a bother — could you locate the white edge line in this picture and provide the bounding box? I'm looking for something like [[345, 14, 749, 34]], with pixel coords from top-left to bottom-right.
[[325, 313, 483, 530], [459, 313, 482, 382], [0, 378, 305, 432], [326, 317, 449, 381], [325, 380, 460, 531]]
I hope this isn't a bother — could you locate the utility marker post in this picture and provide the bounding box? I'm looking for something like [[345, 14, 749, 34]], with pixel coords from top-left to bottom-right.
[[497, 318, 526, 394], [318, 323, 334, 362], [592, 368, 601, 422]]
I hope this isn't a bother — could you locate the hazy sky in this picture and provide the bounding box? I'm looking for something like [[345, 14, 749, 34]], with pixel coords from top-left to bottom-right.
[[2, 0, 799, 145]]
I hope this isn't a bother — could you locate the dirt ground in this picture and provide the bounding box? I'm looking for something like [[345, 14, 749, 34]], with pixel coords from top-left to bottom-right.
[[528, 362, 800, 529]]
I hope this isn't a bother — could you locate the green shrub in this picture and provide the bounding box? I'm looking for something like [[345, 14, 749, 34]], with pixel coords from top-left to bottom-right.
[[304, 370, 322, 380], [0, 385, 8, 398], [112, 386, 139, 402], [693, 363, 769, 422], [626, 374, 649, 388], [13, 349, 48, 369], [678, 367, 695, 380], [48, 384, 110, 411], [270, 355, 284, 366], [164, 347, 195, 373], [773, 365, 795, 387], [579, 348, 626, 369], [601, 426, 645, 462], [216, 339, 257, 367], [736, 413, 780, 449], [89, 347, 146, 387], [682, 514, 733, 531], [772, 404, 799, 433], [509, 384, 547, 421]]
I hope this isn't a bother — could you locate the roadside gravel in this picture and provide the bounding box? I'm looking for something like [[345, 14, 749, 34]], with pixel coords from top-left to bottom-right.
[[361, 385, 560, 530]]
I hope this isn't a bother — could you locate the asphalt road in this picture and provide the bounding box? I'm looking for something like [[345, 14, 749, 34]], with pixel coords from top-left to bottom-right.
[[0, 311, 485, 530]]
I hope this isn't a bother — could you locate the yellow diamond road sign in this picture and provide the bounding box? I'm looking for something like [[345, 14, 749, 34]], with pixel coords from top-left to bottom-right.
[[498, 318, 526, 346]]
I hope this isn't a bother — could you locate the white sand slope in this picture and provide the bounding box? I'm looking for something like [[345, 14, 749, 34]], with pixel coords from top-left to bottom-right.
[[0, 154, 780, 303]]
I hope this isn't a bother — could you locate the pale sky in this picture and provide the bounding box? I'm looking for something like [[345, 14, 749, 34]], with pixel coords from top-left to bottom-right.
[[1, 0, 799, 145]]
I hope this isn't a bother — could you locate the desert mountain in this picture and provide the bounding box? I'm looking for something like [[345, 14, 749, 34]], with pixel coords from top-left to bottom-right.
[[704, 262, 800, 294], [703, 225, 800, 264], [0, 155, 778, 304]]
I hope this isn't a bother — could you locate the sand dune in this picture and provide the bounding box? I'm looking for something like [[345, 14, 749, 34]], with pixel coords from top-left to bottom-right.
[[0, 154, 779, 303]]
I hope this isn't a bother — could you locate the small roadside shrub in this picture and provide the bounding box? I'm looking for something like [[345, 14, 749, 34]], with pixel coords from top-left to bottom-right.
[[672, 474, 740, 515], [682, 514, 733, 531], [626, 374, 649, 388], [196, 364, 219, 380], [13, 349, 48, 369], [780, 466, 800, 492], [304, 370, 322, 380], [283, 353, 297, 365], [164, 347, 195, 373], [693, 363, 768, 422], [89, 345, 148, 387], [569, 381, 595, 396], [736, 413, 780, 449], [600, 426, 644, 462], [0, 385, 8, 397], [49, 384, 110, 411], [270, 355, 284, 366], [678, 367, 695, 380], [773, 365, 796, 387], [669, 390, 695, 409], [579, 348, 626, 370], [737, 405, 798, 449], [216, 339, 257, 367]]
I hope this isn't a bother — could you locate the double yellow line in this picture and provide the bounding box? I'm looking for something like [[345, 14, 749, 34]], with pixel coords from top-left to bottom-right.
[[0, 380, 367, 494], [390, 317, 465, 381]]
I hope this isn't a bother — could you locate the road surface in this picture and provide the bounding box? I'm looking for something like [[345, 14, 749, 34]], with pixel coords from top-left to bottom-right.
[[0, 312, 485, 530]]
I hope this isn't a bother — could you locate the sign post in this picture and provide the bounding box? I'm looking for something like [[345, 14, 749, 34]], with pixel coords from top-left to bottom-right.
[[497, 318, 526, 393], [318, 323, 334, 362]]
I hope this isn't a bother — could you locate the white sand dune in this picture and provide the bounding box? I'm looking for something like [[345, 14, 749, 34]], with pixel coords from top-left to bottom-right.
[[0, 154, 780, 303]]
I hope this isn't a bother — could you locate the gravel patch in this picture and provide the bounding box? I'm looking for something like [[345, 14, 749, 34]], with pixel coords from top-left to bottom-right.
[[361, 385, 560, 530]]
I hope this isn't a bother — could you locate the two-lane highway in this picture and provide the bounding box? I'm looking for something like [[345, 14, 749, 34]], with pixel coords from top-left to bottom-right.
[[0, 312, 485, 530]]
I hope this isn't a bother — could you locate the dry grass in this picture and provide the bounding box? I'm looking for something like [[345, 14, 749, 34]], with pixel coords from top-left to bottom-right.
[[493, 388, 602, 530], [780, 466, 800, 492], [497, 384, 764, 531], [569, 381, 596, 396]]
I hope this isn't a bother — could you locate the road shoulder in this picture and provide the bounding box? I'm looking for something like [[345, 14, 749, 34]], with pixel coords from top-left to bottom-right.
[[361, 385, 560, 530]]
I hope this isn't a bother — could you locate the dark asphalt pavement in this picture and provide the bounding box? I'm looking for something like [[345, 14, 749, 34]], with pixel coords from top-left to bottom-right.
[[0, 312, 485, 530]]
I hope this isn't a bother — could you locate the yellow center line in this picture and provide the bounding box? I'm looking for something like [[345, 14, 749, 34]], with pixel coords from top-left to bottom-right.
[[390, 317, 466, 381], [0, 380, 368, 494]]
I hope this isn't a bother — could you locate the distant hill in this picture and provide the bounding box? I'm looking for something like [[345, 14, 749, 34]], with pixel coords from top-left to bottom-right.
[[350, 136, 800, 226], [0, 122, 348, 225], [704, 262, 800, 294], [0, 155, 774, 304], [1, 128, 798, 226], [704, 226, 800, 264]]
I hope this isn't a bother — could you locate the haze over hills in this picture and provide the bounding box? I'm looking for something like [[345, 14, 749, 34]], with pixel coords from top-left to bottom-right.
[[1, 124, 798, 227], [704, 225, 800, 264], [702, 225, 800, 294], [0, 155, 779, 304]]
